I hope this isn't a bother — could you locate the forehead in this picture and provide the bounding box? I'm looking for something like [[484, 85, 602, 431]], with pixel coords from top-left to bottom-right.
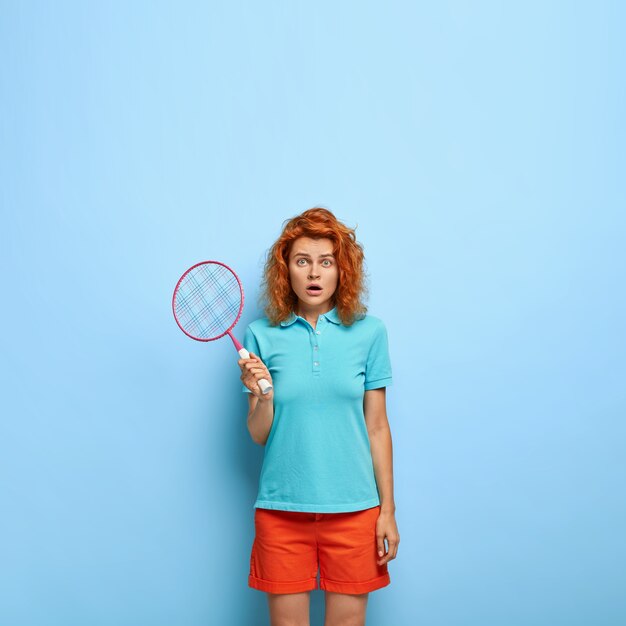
[[289, 236, 335, 256]]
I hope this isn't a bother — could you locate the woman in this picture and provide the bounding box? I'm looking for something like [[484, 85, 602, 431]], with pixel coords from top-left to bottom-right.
[[239, 207, 399, 626]]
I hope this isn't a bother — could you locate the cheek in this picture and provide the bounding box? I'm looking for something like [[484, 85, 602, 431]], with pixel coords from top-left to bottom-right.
[[289, 267, 305, 282]]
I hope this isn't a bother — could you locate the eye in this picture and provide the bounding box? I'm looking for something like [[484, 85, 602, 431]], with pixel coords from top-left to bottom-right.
[[295, 258, 333, 266]]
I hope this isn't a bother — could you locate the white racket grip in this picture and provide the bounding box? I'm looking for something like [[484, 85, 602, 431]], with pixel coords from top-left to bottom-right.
[[238, 348, 273, 395]]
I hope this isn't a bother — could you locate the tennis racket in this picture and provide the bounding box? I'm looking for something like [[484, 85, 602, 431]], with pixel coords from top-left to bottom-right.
[[172, 260, 273, 395]]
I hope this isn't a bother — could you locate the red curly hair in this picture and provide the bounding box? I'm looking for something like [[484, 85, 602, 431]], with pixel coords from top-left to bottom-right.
[[258, 207, 369, 327]]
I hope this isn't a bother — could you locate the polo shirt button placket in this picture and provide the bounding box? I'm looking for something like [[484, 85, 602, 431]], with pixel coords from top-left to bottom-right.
[[313, 336, 320, 371], [312, 325, 322, 374]]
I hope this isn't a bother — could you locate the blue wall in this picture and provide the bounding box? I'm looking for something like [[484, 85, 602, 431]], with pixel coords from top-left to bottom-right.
[[1, 2, 624, 625]]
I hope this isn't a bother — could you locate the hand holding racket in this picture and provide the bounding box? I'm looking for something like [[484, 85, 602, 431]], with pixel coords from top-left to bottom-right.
[[172, 260, 273, 395], [239, 351, 274, 400]]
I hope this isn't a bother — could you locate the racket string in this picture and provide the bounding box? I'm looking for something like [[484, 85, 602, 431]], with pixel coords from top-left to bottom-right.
[[174, 263, 242, 339]]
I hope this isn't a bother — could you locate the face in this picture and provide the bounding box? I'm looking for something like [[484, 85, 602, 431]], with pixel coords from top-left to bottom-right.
[[288, 237, 339, 312]]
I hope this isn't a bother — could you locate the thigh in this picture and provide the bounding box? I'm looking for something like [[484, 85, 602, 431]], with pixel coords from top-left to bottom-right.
[[324, 591, 368, 626], [267, 591, 311, 626], [249, 508, 319, 595], [317, 505, 390, 595]]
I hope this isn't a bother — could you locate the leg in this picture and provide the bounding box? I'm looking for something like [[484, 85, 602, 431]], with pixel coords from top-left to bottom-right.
[[317, 506, 390, 597], [323, 591, 369, 626], [267, 590, 311, 626]]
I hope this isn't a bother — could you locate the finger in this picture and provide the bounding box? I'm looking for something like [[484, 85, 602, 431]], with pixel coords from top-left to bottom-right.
[[245, 358, 265, 368], [378, 538, 391, 565], [390, 538, 399, 561], [385, 540, 398, 562], [247, 370, 271, 384], [377, 536, 386, 560], [246, 362, 269, 373]]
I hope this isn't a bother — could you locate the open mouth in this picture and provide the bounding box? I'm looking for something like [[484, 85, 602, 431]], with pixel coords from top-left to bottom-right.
[[306, 286, 323, 295]]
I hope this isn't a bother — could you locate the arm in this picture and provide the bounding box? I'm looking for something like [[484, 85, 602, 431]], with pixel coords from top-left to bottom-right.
[[240, 350, 274, 446], [364, 387, 396, 513], [365, 386, 400, 565], [247, 393, 274, 446]]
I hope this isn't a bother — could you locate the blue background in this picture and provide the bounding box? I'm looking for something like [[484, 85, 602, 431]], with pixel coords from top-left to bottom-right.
[[1, 2, 624, 625]]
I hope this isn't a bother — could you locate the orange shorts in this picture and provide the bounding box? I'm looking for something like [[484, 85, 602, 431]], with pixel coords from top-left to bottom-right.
[[248, 504, 390, 595]]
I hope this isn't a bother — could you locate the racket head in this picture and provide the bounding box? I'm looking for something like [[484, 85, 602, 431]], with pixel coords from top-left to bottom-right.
[[172, 260, 245, 342]]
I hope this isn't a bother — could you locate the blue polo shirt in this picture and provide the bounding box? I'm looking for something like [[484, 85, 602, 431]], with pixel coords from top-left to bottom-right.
[[241, 305, 392, 513]]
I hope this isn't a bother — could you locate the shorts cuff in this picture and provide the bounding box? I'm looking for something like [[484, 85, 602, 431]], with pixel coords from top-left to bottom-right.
[[248, 574, 318, 594], [319, 571, 390, 594]]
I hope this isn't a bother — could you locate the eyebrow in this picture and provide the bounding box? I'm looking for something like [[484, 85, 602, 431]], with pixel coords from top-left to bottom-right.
[[293, 252, 335, 258]]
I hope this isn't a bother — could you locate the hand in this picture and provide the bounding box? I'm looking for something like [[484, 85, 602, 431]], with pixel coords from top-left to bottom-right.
[[238, 351, 274, 401], [376, 509, 400, 566]]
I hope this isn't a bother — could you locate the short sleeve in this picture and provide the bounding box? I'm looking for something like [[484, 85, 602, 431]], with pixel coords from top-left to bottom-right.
[[241, 324, 261, 393], [364, 321, 393, 390]]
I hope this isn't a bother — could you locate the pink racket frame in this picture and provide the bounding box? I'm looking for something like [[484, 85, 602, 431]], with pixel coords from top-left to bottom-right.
[[171, 259, 247, 352]]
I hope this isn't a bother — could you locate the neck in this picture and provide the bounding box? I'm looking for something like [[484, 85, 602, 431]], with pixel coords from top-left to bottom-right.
[[294, 301, 334, 322]]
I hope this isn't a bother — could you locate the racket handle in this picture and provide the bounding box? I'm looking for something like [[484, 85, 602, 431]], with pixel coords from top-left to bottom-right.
[[238, 348, 273, 395], [258, 378, 273, 394]]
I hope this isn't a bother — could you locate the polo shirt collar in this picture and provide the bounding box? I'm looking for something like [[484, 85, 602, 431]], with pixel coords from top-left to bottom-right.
[[280, 305, 341, 327]]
